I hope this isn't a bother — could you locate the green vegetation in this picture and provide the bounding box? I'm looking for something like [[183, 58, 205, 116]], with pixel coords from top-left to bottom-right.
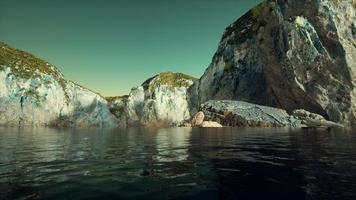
[[251, 3, 265, 19], [24, 88, 41, 107], [224, 61, 234, 71], [0, 42, 62, 80], [224, 2, 267, 46], [105, 95, 129, 103], [142, 72, 197, 94], [109, 106, 125, 118], [0, 42, 70, 103]]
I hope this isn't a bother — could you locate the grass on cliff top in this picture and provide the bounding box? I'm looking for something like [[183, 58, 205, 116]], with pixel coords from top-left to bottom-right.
[[221, 2, 267, 46], [0, 42, 63, 80], [251, 2, 265, 19], [0, 41, 69, 103], [142, 71, 197, 92], [105, 95, 129, 102]]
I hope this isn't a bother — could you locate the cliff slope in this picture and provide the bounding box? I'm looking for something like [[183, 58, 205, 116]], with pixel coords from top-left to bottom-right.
[[194, 0, 356, 126], [107, 72, 196, 127], [0, 42, 117, 127]]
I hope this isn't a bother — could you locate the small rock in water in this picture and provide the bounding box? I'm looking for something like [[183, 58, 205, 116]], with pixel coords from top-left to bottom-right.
[[140, 169, 151, 176]]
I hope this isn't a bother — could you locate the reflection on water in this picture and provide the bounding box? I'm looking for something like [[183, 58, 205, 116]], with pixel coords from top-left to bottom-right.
[[0, 127, 355, 200]]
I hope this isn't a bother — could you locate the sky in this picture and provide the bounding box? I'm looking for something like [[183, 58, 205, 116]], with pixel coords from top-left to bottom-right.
[[0, 0, 262, 96]]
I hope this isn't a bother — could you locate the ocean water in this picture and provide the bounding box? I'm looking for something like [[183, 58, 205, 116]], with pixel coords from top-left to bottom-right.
[[0, 127, 355, 200]]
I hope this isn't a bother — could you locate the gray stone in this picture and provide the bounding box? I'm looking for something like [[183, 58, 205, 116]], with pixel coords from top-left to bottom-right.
[[201, 100, 343, 128], [192, 0, 356, 127]]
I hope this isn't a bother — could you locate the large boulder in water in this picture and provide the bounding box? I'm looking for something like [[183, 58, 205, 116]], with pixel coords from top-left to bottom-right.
[[201, 100, 343, 128], [192, 0, 356, 126]]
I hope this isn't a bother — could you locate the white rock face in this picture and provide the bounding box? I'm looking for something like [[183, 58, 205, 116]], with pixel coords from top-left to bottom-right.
[[110, 72, 196, 126], [0, 42, 117, 127]]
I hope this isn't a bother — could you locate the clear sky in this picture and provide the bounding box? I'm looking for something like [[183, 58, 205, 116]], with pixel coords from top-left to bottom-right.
[[0, 0, 262, 96]]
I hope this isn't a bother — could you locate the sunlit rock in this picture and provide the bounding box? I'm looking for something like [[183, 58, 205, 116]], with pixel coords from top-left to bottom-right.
[[0, 42, 118, 127], [191, 0, 356, 126], [201, 100, 343, 128], [200, 121, 223, 128], [109, 72, 197, 127]]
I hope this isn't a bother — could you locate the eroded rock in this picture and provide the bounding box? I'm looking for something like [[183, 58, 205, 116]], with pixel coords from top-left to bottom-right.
[[191, 111, 205, 126], [192, 0, 356, 127], [0, 42, 118, 128], [201, 100, 343, 128], [109, 72, 197, 127]]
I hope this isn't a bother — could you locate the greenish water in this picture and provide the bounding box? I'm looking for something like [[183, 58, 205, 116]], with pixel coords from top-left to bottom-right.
[[0, 127, 355, 200]]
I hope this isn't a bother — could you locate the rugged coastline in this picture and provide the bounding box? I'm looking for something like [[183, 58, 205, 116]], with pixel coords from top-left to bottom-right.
[[1, 0, 355, 129]]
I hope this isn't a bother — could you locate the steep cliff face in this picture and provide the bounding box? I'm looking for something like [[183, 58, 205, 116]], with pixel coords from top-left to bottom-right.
[[195, 0, 356, 126], [0, 42, 117, 127], [108, 72, 196, 127]]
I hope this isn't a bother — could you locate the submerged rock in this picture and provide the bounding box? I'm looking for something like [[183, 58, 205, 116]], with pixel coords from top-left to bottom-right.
[[192, 0, 356, 127], [201, 100, 343, 128], [0, 42, 117, 127]]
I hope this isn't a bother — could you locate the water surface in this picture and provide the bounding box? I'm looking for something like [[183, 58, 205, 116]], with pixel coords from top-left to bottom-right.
[[0, 127, 355, 200]]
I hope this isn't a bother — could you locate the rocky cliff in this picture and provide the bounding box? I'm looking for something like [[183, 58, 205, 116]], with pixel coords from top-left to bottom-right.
[[0, 42, 196, 128], [2, 0, 355, 128], [107, 72, 196, 127], [193, 0, 356, 126], [0, 42, 117, 127]]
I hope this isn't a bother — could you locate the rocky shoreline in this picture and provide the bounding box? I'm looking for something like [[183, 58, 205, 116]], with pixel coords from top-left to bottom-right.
[[1, 0, 355, 129], [180, 100, 344, 129]]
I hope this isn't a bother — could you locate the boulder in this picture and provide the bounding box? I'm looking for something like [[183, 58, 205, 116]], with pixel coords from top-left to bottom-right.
[[191, 111, 205, 126], [201, 100, 343, 128]]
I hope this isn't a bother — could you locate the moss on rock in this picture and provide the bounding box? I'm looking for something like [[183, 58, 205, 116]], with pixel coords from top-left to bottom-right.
[[142, 72, 197, 94], [0, 42, 70, 103], [105, 95, 129, 103]]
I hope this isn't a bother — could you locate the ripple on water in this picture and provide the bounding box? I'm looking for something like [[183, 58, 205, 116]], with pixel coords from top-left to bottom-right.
[[0, 127, 356, 200]]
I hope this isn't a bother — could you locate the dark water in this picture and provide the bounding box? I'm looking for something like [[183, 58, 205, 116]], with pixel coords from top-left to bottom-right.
[[0, 127, 356, 200]]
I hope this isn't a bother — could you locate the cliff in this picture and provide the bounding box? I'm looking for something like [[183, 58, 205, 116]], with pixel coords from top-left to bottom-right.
[[107, 72, 196, 127], [193, 0, 356, 126], [0, 42, 117, 127]]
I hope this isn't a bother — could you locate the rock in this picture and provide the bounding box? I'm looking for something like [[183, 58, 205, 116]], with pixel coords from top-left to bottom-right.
[[192, 0, 356, 127], [202, 100, 299, 127], [292, 109, 344, 129], [109, 72, 197, 127], [191, 111, 205, 126], [105, 96, 128, 128], [0, 42, 118, 128], [201, 100, 342, 128], [200, 121, 223, 128], [180, 122, 192, 127]]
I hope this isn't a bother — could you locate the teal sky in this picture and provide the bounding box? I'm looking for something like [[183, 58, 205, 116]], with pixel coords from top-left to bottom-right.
[[0, 0, 262, 96]]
